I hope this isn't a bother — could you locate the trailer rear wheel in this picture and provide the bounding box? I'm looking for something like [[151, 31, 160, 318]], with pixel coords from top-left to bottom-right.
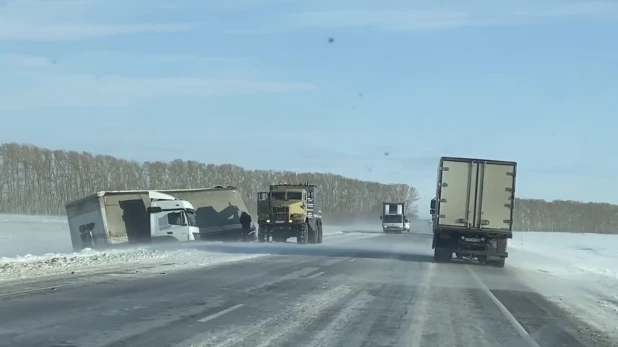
[[434, 248, 452, 263], [308, 223, 318, 244], [492, 258, 506, 268]]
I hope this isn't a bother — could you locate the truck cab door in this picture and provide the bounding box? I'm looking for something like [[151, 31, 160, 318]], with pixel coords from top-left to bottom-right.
[[150, 210, 191, 241], [257, 192, 270, 222]]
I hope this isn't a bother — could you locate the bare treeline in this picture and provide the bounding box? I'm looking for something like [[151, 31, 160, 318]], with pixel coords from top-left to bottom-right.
[[0, 143, 418, 224], [1, 143, 615, 233], [513, 198, 618, 234]]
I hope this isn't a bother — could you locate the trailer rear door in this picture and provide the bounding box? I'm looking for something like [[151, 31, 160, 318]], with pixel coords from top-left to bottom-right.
[[438, 158, 516, 232], [438, 160, 478, 228], [475, 161, 516, 230]]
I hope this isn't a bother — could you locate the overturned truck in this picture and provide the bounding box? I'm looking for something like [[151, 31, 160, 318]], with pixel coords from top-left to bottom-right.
[[65, 186, 251, 251]]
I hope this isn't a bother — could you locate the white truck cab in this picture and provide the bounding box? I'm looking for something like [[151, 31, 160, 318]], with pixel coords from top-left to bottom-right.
[[380, 202, 406, 233], [147, 191, 199, 241]]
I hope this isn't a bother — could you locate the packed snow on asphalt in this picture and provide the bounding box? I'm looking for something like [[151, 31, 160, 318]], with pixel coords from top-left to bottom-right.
[[1, 213, 618, 341]]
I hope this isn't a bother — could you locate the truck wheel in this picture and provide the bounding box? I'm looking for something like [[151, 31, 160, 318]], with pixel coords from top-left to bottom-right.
[[492, 258, 506, 268], [443, 249, 452, 262], [308, 223, 318, 244], [317, 222, 323, 244], [297, 224, 308, 244], [257, 226, 267, 242], [262, 227, 273, 242], [433, 248, 452, 263]]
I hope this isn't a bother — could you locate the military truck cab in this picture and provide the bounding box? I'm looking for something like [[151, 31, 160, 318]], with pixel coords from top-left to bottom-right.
[[257, 183, 323, 244]]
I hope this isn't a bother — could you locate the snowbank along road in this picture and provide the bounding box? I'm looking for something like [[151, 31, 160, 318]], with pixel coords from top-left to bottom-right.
[[0, 229, 615, 347]]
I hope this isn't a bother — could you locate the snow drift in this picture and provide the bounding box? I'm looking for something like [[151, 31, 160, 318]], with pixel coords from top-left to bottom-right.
[[0, 213, 363, 283], [0, 246, 265, 283]]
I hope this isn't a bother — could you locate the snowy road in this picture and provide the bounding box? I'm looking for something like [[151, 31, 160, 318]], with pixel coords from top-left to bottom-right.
[[0, 232, 614, 347]]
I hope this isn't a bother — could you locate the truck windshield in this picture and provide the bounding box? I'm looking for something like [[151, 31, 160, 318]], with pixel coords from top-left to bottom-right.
[[384, 215, 403, 223], [186, 211, 198, 227], [271, 192, 286, 200], [287, 192, 302, 200]]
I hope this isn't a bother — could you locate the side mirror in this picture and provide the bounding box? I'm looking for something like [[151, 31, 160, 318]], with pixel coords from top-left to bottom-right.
[[430, 199, 436, 209], [379, 215, 382, 220]]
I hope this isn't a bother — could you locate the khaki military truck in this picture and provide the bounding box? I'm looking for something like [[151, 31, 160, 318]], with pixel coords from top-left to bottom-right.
[[257, 183, 323, 244]]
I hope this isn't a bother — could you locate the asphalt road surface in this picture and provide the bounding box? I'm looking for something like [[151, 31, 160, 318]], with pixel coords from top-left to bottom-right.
[[0, 231, 613, 347]]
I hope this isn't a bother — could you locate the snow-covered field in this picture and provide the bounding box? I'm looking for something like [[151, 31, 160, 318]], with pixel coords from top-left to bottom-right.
[[0, 214, 72, 257], [509, 231, 618, 281], [508, 232, 618, 340]]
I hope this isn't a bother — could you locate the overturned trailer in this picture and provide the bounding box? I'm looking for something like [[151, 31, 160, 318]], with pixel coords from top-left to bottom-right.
[[159, 187, 252, 241], [65, 186, 251, 251]]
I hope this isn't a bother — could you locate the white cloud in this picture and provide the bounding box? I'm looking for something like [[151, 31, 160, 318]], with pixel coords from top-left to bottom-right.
[[0, 53, 52, 67], [283, 1, 618, 31], [0, 22, 190, 41], [0, 74, 317, 108], [2, 0, 617, 40], [0, 0, 191, 41]]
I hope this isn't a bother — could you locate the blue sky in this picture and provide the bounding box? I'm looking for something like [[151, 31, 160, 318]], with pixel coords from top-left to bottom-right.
[[1, 0, 618, 210]]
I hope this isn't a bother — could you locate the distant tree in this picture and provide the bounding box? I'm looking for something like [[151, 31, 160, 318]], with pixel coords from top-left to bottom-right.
[[0, 143, 420, 224]]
